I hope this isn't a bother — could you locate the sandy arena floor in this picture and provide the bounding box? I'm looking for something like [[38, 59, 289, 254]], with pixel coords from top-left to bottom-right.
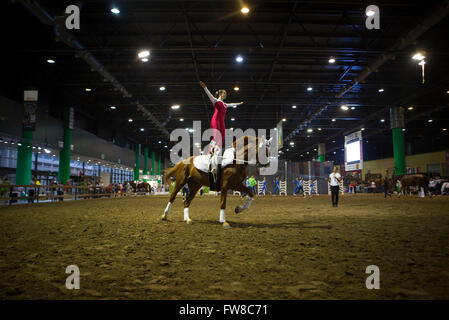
[[0, 194, 449, 300]]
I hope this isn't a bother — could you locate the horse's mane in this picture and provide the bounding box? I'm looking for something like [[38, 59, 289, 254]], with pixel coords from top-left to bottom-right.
[[232, 136, 260, 163], [232, 136, 259, 150]]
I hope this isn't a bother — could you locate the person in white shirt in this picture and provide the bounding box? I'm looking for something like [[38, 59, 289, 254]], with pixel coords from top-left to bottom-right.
[[328, 167, 342, 207]]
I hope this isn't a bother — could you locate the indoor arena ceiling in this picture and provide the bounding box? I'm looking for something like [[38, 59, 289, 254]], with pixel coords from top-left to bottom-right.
[[4, 0, 449, 160]]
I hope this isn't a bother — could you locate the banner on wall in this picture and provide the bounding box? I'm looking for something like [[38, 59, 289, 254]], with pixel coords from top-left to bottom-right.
[[344, 130, 363, 171], [276, 120, 283, 149], [23, 90, 38, 131]]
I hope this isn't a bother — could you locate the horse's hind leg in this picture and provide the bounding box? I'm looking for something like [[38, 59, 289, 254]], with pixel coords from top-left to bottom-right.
[[162, 170, 187, 220], [183, 182, 201, 224]]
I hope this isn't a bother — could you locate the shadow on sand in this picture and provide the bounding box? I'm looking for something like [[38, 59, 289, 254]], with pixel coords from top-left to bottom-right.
[[195, 219, 332, 230]]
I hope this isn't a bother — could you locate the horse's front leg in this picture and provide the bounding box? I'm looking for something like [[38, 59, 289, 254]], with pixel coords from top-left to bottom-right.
[[233, 184, 254, 214], [220, 189, 231, 229]]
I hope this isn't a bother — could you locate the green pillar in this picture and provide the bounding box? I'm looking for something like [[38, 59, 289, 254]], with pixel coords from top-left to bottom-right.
[[143, 147, 149, 182], [151, 151, 156, 175], [134, 144, 141, 181], [58, 107, 73, 184], [158, 153, 161, 175], [318, 143, 325, 162], [16, 131, 34, 185], [390, 107, 406, 175], [17, 89, 38, 185]]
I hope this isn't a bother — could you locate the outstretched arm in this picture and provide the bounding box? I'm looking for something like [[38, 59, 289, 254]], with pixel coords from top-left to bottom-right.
[[199, 81, 217, 104], [226, 102, 244, 108]]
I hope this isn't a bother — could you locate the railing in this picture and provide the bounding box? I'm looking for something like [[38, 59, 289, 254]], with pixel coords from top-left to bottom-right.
[[0, 184, 151, 205]]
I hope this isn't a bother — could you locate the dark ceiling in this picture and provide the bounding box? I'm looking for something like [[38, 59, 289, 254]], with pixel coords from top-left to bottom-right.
[[3, 0, 449, 162]]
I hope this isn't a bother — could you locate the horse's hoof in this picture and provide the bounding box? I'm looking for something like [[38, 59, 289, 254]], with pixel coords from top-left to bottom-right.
[[235, 207, 240, 214], [186, 218, 193, 224], [222, 221, 231, 229], [161, 215, 167, 221]]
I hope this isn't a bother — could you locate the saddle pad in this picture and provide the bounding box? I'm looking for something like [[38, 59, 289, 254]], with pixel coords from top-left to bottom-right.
[[193, 147, 235, 173]]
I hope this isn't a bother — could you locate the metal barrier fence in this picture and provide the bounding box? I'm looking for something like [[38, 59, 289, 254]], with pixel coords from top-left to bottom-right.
[[0, 184, 150, 205]]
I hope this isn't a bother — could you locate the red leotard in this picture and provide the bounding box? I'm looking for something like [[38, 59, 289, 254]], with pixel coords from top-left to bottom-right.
[[210, 100, 227, 147]]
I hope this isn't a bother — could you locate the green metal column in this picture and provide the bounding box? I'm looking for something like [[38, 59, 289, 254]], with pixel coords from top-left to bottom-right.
[[16, 130, 34, 185], [318, 143, 325, 162], [134, 144, 141, 181], [143, 147, 149, 181], [390, 107, 406, 175], [58, 107, 73, 184], [151, 151, 156, 175], [158, 153, 161, 175]]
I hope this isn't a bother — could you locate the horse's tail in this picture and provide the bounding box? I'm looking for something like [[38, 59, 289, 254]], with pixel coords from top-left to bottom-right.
[[164, 161, 184, 181]]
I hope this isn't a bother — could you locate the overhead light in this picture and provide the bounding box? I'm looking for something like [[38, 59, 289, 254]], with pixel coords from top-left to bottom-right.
[[171, 104, 180, 110], [110, 106, 116, 110], [328, 57, 336, 64], [138, 50, 150, 59], [412, 52, 425, 61], [307, 128, 313, 133], [231, 118, 235, 121], [402, 128, 406, 132], [159, 86, 166, 91], [289, 142, 294, 146], [380, 119, 385, 122], [418, 60, 426, 66], [235, 55, 244, 63], [140, 128, 145, 132], [85, 88, 92, 92], [366, 9, 376, 17], [164, 145, 168, 148], [428, 119, 433, 123], [292, 105, 296, 109], [318, 128, 322, 131], [234, 86, 239, 91], [408, 106, 414, 110], [350, 106, 356, 110], [38, 147, 42, 150], [307, 87, 313, 92], [331, 118, 336, 122], [340, 105, 349, 110], [141, 58, 149, 62], [241, 7, 250, 14], [111, 8, 120, 14], [313, 148, 317, 151], [47, 59, 55, 64], [128, 118, 133, 122], [282, 118, 287, 122], [17, 143, 22, 146], [158, 141, 162, 144], [361, 127, 365, 131], [333, 151, 336, 154], [378, 88, 384, 92], [443, 128, 447, 131], [44, 148, 51, 154], [179, 118, 184, 122], [306, 151, 309, 154], [446, 90, 449, 94]]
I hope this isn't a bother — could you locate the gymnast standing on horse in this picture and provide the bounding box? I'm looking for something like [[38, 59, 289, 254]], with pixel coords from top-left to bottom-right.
[[199, 81, 243, 181]]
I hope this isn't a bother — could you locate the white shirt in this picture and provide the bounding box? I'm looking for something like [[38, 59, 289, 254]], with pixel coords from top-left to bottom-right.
[[329, 172, 341, 186]]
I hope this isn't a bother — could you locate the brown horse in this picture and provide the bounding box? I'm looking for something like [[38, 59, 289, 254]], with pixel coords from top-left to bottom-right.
[[161, 136, 272, 229], [399, 174, 431, 197]]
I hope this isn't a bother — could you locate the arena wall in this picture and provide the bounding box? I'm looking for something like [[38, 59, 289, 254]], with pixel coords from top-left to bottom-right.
[[362, 150, 448, 178]]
